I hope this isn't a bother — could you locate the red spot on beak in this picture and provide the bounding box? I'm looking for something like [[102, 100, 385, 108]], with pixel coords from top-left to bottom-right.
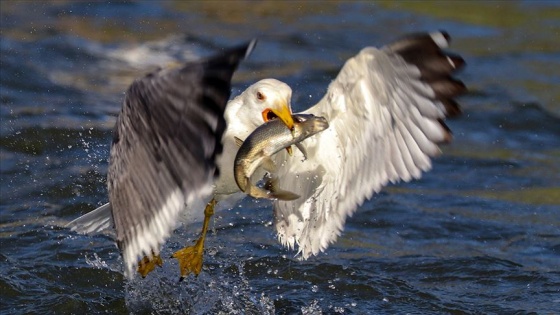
[[262, 108, 277, 122]]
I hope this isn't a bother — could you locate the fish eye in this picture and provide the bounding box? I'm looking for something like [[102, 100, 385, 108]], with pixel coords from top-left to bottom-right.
[[256, 91, 266, 101]]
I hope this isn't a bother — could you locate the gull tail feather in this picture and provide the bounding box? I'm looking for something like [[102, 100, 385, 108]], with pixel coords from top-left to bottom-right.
[[66, 203, 113, 234]]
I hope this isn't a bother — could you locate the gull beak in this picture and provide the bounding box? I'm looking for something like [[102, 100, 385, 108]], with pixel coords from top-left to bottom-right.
[[262, 100, 295, 156], [261, 100, 294, 130]]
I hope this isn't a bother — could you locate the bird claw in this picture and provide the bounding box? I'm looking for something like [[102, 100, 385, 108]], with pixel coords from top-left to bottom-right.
[[171, 198, 215, 280], [137, 253, 163, 278], [171, 237, 205, 279]]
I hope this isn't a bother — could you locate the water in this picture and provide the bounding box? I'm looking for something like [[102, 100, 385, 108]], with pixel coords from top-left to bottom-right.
[[1, 1, 559, 314]]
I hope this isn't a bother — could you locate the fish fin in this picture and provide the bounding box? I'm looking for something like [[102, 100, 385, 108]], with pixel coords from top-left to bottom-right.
[[263, 177, 274, 191], [286, 146, 293, 156], [265, 177, 300, 201], [237, 176, 251, 193], [271, 190, 300, 201], [234, 137, 244, 147], [245, 177, 273, 199], [262, 157, 277, 173], [295, 143, 308, 161]]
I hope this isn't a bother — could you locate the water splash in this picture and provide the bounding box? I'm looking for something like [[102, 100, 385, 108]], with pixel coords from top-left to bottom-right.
[[123, 250, 276, 314]]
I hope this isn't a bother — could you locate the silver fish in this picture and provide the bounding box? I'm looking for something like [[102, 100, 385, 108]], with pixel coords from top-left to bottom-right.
[[234, 114, 329, 200]]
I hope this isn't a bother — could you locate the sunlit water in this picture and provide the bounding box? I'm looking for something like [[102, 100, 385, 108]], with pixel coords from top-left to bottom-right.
[[1, 1, 559, 314]]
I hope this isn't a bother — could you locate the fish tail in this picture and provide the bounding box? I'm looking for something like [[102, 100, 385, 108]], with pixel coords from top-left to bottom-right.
[[265, 177, 300, 201], [270, 190, 300, 201], [247, 184, 275, 199], [245, 177, 300, 201]]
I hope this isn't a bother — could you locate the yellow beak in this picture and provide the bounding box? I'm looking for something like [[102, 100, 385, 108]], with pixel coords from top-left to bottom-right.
[[261, 100, 295, 156], [261, 100, 294, 130]]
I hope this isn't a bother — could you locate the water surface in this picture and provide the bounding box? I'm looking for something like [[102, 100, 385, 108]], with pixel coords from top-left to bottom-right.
[[1, 1, 559, 314]]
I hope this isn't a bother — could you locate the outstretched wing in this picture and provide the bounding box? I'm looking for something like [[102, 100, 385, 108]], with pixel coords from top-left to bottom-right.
[[108, 40, 256, 278], [273, 32, 465, 257]]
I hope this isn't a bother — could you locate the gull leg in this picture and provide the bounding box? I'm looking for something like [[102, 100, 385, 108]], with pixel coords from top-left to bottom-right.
[[137, 251, 163, 278], [171, 198, 216, 281]]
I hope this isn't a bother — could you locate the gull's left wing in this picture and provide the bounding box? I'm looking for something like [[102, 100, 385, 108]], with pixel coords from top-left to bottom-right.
[[69, 40, 256, 278]]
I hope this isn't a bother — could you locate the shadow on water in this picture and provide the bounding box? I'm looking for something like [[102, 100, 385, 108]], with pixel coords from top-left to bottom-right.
[[1, 1, 559, 314]]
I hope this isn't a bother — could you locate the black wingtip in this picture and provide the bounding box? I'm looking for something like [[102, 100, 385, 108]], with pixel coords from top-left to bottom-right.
[[447, 53, 466, 71], [389, 31, 466, 121], [213, 38, 258, 66], [439, 30, 450, 43], [245, 38, 258, 59], [441, 99, 462, 117]]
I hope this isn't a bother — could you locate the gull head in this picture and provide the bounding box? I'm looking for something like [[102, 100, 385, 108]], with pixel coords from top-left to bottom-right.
[[229, 78, 294, 131]]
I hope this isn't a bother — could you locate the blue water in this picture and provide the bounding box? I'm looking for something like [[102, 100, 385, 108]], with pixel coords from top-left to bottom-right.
[[1, 1, 559, 314]]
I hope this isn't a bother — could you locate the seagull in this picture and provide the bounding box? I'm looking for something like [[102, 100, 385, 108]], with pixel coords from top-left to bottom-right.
[[68, 30, 466, 280]]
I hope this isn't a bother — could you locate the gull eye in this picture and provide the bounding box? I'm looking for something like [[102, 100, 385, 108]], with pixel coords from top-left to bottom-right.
[[256, 91, 266, 101]]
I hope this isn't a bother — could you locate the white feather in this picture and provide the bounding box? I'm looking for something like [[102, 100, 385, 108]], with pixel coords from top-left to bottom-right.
[[66, 203, 113, 234], [121, 188, 185, 278]]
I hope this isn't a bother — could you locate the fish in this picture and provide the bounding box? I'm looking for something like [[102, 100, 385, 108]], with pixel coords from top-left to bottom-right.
[[234, 113, 329, 200]]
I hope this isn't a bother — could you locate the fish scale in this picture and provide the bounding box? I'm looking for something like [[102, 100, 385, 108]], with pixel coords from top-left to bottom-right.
[[234, 114, 329, 200]]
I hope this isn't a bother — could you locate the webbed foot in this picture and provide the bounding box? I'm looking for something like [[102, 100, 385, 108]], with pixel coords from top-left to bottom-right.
[[137, 252, 163, 278], [171, 198, 216, 280]]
